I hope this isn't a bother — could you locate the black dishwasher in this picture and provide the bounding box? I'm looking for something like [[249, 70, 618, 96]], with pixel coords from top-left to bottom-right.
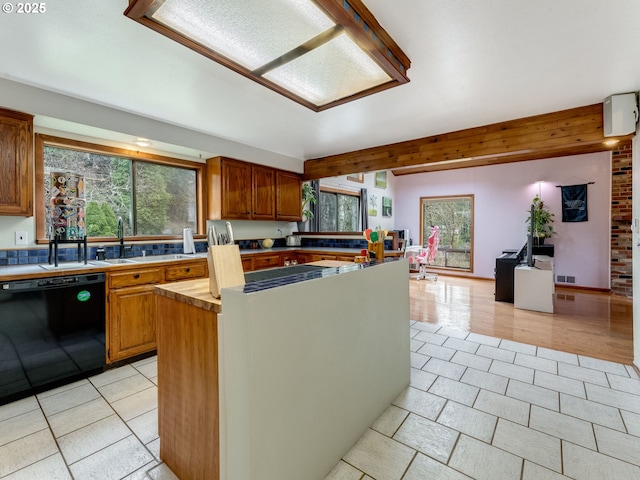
[[0, 273, 106, 405]]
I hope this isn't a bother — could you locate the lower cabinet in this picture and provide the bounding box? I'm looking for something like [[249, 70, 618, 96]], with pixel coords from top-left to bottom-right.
[[310, 254, 337, 262], [241, 257, 254, 271], [252, 254, 281, 270], [106, 261, 207, 363], [108, 284, 158, 362], [240, 251, 356, 272]]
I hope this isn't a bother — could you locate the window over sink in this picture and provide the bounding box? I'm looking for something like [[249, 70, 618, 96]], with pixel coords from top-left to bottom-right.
[[35, 134, 206, 243]]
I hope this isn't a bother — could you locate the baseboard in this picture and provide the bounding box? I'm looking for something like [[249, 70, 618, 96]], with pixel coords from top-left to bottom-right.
[[555, 284, 610, 293], [415, 274, 612, 292], [632, 363, 640, 377]]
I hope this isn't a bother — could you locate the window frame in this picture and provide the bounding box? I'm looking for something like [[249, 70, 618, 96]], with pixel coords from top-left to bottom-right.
[[419, 194, 474, 273], [319, 186, 361, 232], [35, 134, 207, 244]]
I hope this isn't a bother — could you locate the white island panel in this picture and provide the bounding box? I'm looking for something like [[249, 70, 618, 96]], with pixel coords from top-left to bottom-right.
[[218, 260, 410, 480]]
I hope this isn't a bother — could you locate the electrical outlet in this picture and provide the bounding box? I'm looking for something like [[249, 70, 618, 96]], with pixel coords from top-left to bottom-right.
[[15, 231, 28, 245]]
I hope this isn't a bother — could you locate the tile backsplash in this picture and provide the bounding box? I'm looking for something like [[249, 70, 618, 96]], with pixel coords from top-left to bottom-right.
[[0, 237, 393, 266]]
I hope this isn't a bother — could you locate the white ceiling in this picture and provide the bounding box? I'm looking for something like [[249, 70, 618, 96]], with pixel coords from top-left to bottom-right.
[[1, 0, 639, 164]]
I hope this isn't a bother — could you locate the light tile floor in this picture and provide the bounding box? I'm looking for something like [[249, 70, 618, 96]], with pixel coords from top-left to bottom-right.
[[2, 322, 640, 479]]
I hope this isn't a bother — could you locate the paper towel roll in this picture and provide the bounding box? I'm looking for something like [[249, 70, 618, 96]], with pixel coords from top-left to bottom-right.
[[183, 227, 195, 254]]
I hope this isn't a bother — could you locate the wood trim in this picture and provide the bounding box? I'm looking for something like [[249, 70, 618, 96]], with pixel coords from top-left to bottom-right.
[[419, 194, 474, 274], [320, 186, 361, 196], [34, 134, 207, 242], [303, 104, 635, 179], [36, 134, 204, 169], [34, 134, 46, 241], [315, 0, 410, 83], [124, 0, 410, 112]]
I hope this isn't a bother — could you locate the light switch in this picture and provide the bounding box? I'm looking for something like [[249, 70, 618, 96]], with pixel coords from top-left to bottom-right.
[[15, 231, 28, 245]]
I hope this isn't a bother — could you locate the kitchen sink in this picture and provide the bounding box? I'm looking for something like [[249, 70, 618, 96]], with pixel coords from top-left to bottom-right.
[[91, 258, 137, 265], [130, 254, 197, 263]]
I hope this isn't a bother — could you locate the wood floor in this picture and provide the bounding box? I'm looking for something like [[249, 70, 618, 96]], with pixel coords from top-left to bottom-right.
[[409, 275, 634, 365]]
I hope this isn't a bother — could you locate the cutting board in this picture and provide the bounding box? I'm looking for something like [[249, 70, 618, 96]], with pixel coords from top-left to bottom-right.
[[207, 244, 245, 299]]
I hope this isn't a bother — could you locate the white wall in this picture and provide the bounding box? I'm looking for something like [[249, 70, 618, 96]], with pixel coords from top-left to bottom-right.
[[394, 152, 612, 288], [0, 78, 306, 249], [320, 171, 396, 231]]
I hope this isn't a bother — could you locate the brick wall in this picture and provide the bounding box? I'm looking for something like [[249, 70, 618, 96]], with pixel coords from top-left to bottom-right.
[[611, 141, 633, 297]]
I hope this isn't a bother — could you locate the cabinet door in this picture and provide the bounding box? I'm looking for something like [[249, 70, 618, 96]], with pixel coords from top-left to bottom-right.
[[252, 165, 275, 220], [241, 256, 254, 271], [108, 284, 157, 362], [310, 254, 337, 262], [221, 159, 251, 219], [165, 262, 207, 281], [0, 109, 33, 216], [253, 254, 281, 270], [296, 254, 310, 264], [276, 171, 302, 221]]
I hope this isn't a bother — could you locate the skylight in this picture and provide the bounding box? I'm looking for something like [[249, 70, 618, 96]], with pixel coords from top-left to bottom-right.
[[124, 0, 410, 111]]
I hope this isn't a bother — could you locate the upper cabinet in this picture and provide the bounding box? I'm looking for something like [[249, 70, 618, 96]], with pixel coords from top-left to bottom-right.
[[0, 108, 33, 216], [276, 170, 302, 221], [251, 164, 276, 220], [207, 156, 301, 221]]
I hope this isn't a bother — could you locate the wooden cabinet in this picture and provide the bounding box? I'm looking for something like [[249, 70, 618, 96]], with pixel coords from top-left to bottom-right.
[[296, 254, 310, 264], [241, 257, 254, 272], [219, 158, 252, 219], [165, 263, 207, 281], [107, 267, 163, 362], [251, 164, 275, 220], [311, 254, 338, 262], [276, 170, 302, 221], [280, 253, 298, 266], [0, 108, 33, 216], [108, 284, 158, 362], [207, 156, 300, 221], [253, 254, 281, 271], [106, 261, 207, 363]]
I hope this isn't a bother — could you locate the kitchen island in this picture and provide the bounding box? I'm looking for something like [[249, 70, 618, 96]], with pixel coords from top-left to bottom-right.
[[154, 259, 410, 480]]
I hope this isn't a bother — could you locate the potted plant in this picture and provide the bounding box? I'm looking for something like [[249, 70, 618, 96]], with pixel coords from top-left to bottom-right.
[[298, 182, 317, 232], [526, 195, 554, 244]]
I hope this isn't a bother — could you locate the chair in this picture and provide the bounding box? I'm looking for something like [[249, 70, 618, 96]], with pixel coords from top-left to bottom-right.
[[404, 226, 440, 281]]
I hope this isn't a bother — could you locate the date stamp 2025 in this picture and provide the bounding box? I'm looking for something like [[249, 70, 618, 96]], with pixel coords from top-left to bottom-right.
[[2, 2, 47, 14]]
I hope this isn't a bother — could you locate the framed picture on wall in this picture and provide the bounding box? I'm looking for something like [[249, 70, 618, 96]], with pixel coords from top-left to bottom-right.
[[347, 173, 364, 183], [375, 171, 387, 189], [368, 194, 378, 216], [382, 197, 392, 217]]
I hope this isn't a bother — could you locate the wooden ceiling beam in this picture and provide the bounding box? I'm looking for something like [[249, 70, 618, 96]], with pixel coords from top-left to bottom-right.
[[303, 103, 632, 180]]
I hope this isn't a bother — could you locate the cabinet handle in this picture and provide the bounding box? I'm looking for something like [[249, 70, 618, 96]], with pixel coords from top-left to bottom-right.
[[133, 274, 140, 279], [186, 268, 190, 272]]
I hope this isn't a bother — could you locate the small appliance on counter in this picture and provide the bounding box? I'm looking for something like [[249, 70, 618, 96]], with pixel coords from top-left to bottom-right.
[[286, 235, 302, 246]]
